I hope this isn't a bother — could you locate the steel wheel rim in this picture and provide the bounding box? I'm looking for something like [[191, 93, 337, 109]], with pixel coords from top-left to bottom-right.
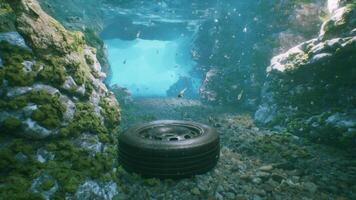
[[137, 124, 203, 141]]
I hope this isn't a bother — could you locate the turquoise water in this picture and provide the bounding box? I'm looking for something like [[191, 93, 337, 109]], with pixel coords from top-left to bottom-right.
[[106, 38, 196, 97]]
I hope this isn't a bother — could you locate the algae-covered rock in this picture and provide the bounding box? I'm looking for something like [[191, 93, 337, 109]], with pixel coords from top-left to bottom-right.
[[7, 0, 85, 54], [255, 1, 356, 149], [0, 0, 120, 199], [321, 1, 356, 40]]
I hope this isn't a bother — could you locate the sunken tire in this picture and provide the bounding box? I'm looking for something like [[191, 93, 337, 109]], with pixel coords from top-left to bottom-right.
[[118, 120, 220, 178]]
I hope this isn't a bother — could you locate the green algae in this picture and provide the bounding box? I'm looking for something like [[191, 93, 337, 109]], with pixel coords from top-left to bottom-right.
[[85, 53, 95, 65], [0, 1, 11, 15], [2, 117, 22, 132], [83, 28, 109, 72], [0, 1, 16, 32], [0, 90, 65, 131], [39, 179, 55, 191], [44, 139, 117, 196], [65, 103, 106, 135], [0, 41, 36, 86], [31, 104, 62, 129], [0, 139, 44, 199], [66, 62, 85, 85], [28, 90, 65, 129], [100, 97, 121, 130], [0, 133, 119, 198], [38, 57, 67, 86], [0, 175, 46, 200], [70, 31, 86, 52]]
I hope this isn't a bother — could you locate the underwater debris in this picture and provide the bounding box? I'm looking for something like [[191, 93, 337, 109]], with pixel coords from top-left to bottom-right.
[[136, 31, 141, 38], [118, 120, 220, 178], [177, 88, 187, 98], [237, 90, 244, 101]]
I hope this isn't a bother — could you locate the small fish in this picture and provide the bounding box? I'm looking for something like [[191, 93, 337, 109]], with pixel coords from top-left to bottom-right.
[[237, 90, 244, 101], [136, 31, 141, 38], [177, 88, 187, 98], [123, 60, 127, 64]]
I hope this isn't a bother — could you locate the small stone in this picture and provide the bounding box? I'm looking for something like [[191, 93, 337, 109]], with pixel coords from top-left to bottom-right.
[[76, 85, 86, 96], [22, 61, 34, 73], [145, 178, 160, 186], [197, 183, 208, 191], [216, 185, 224, 192], [303, 181, 318, 193], [215, 192, 224, 200], [225, 192, 235, 199], [36, 148, 55, 163], [253, 195, 263, 200], [259, 165, 273, 172], [214, 123, 222, 127], [75, 180, 118, 200], [240, 174, 251, 180], [265, 179, 279, 190], [252, 177, 262, 184], [191, 187, 200, 195], [37, 154, 46, 163], [252, 127, 260, 131], [256, 171, 270, 179], [253, 189, 266, 196], [271, 173, 285, 183], [261, 183, 274, 192], [62, 76, 77, 90], [15, 152, 28, 162], [235, 194, 248, 200]]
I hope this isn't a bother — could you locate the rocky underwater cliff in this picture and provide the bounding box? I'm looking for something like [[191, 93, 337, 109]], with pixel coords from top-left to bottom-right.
[[255, 0, 356, 150], [0, 0, 121, 199]]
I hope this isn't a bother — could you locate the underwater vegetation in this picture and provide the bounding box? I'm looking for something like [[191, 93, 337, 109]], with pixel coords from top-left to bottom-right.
[[1, 0, 120, 199], [0, 0, 355, 199]]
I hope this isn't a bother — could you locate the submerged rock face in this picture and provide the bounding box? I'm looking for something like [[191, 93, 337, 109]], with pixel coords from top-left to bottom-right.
[[255, 1, 355, 149], [195, 0, 325, 109], [0, 0, 120, 199]]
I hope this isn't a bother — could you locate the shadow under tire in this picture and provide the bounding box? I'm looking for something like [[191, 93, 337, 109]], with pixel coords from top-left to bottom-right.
[[118, 120, 220, 178]]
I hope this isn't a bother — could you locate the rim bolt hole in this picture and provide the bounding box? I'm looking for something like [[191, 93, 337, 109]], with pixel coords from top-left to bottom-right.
[[169, 137, 179, 141], [184, 135, 191, 139]]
